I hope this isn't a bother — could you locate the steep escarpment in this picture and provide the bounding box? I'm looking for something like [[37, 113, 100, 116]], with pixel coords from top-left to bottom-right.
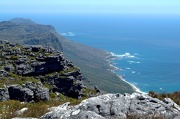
[[0, 40, 95, 102], [0, 18, 63, 52], [0, 18, 134, 94]]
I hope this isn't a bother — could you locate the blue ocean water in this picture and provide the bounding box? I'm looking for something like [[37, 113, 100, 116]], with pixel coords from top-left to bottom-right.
[[1, 14, 180, 93]]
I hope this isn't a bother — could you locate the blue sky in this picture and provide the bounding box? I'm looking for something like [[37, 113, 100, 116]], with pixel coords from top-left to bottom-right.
[[0, 0, 180, 14]]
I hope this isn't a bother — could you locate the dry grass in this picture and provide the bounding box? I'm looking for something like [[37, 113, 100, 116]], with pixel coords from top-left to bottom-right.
[[127, 115, 165, 119], [0, 88, 96, 119], [0, 99, 81, 119]]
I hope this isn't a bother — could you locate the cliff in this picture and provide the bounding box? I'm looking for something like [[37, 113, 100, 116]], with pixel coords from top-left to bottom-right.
[[0, 18, 63, 52], [0, 40, 96, 102], [0, 18, 134, 94]]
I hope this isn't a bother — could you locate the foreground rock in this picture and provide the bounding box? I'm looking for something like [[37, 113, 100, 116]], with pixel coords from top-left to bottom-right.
[[41, 93, 180, 119]]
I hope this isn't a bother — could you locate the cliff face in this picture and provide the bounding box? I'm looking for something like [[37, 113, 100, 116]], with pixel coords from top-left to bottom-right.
[[0, 18, 63, 52], [0, 18, 134, 94], [41, 93, 180, 119], [0, 40, 86, 102]]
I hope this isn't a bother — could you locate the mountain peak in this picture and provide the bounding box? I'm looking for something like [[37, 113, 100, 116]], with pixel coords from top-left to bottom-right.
[[10, 18, 36, 25]]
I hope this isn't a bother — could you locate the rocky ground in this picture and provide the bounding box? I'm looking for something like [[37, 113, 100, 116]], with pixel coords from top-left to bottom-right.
[[40, 93, 180, 119]]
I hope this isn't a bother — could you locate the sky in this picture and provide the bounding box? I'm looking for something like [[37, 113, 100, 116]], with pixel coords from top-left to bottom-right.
[[0, 0, 180, 15]]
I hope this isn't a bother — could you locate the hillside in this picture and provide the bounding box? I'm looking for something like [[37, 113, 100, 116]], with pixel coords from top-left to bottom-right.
[[0, 40, 98, 102], [0, 18, 134, 94]]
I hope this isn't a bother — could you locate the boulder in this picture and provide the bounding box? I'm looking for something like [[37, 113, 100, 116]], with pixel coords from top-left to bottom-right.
[[24, 82, 50, 101], [0, 88, 10, 101], [34, 88, 49, 101], [51, 76, 84, 99], [8, 84, 34, 102], [7, 82, 50, 102], [4, 64, 15, 72], [0, 70, 8, 77]]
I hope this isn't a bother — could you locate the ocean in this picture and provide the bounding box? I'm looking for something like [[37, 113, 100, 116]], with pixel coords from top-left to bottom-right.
[[1, 14, 180, 93]]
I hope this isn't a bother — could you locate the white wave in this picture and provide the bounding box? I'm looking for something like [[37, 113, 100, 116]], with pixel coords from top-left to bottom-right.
[[132, 71, 136, 74], [126, 67, 131, 70], [110, 52, 138, 60], [117, 75, 147, 94], [127, 61, 141, 64], [60, 32, 75, 36]]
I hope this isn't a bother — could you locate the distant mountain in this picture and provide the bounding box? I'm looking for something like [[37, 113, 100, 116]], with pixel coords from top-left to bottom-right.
[[10, 18, 36, 25], [0, 18, 134, 94], [0, 18, 63, 52]]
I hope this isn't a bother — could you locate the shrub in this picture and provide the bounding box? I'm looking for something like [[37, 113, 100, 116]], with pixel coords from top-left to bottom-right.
[[148, 91, 180, 105]]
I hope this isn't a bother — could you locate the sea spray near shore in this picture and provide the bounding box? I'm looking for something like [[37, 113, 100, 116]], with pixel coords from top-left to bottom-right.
[[109, 52, 146, 94], [110, 52, 137, 59]]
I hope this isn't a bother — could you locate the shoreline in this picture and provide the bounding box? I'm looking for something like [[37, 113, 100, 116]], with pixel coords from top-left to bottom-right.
[[117, 75, 147, 94], [107, 51, 147, 94]]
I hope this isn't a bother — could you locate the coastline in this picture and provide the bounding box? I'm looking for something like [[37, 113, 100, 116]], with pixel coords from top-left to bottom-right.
[[107, 51, 146, 94]]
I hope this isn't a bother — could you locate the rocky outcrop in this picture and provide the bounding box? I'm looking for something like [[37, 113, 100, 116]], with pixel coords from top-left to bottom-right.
[[40, 93, 180, 119], [0, 40, 86, 102], [3, 82, 49, 102]]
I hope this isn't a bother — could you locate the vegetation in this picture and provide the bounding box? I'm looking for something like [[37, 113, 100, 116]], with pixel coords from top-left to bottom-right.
[[127, 115, 165, 119], [0, 75, 39, 88], [148, 91, 180, 105], [0, 87, 97, 118]]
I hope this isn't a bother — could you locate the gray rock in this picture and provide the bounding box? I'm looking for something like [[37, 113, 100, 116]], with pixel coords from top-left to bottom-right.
[[17, 63, 33, 75], [34, 87, 49, 101], [94, 85, 101, 93], [0, 88, 10, 101], [41, 93, 180, 119], [15, 58, 27, 64], [24, 82, 50, 101], [4, 64, 14, 72], [31, 45, 43, 52], [14, 47, 22, 54], [0, 70, 8, 77], [1, 82, 50, 102], [15, 107, 28, 116], [8, 84, 34, 102]]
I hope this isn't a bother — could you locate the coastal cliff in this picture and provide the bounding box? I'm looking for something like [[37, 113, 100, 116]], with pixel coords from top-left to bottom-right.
[[0, 19, 179, 119], [0, 18, 134, 94]]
